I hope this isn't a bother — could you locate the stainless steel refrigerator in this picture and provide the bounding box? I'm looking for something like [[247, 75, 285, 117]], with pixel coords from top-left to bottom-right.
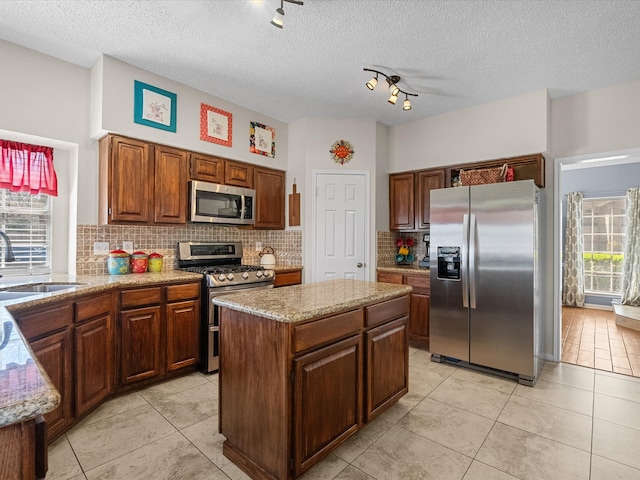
[[429, 180, 544, 386]]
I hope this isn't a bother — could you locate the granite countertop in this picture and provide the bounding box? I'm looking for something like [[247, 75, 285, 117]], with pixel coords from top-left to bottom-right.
[[213, 279, 412, 324], [0, 270, 203, 429], [377, 264, 430, 275]]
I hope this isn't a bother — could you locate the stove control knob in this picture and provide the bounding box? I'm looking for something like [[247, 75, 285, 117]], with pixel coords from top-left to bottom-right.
[[256, 271, 263, 278], [242, 272, 249, 280], [217, 274, 226, 282], [264, 270, 273, 278], [226, 273, 234, 281]]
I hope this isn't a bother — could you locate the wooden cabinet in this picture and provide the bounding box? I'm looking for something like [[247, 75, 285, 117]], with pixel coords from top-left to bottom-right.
[[389, 172, 415, 231], [119, 287, 163, 386], [377, 271, 430, 348], [166, 283, 200, 372], [254, 166, 285, 229], [154, 145, 188, 224], [219, 293, 409, 480], [189, 152, 224, 183], [16, 303, 74, 441], [99, 135, 188, 225], [74, 293, 113, 417], [99, 135, 152, 224], [274, 269, 302, 287], [225, 160, 253, 188], [0, 416, 46, 480], [118, 282, 200, 387], [293, 335, 362, 478], [389, 169, 445, 231], [416, 169, 445, 229]]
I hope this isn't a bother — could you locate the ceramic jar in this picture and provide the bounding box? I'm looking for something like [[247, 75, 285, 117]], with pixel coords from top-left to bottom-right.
[[108, 249, 130, 275], [148, 252, 163, 272], [130, 251, 149, 273]]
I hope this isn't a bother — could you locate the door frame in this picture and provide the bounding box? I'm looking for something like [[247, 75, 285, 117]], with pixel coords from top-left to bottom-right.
[[311, 170, 371, 283], [553, 148, 640, 363]]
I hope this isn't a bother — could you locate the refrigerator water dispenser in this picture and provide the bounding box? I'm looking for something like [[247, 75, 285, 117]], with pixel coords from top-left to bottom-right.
[[436, 246, 461, 280]]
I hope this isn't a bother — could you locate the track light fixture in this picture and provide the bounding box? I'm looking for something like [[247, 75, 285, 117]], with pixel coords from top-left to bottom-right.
[[271, 0, 304, 29], [363, 68, 417, 111]]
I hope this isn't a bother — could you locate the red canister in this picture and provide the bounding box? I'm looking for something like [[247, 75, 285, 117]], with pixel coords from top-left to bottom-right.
[[130, 251, 149, 273]]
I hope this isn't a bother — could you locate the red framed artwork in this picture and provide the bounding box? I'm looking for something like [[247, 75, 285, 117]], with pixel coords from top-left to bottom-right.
[[200, 103, 232, 147]]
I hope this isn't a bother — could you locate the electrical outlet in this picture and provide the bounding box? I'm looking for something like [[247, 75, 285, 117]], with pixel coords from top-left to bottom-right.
[[255, 241, 262, 251], [123, 241, 134, 252], [94, 242, 109, 255]]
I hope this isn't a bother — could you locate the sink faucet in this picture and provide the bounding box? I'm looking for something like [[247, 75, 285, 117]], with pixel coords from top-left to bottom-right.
[[0, 231, 16, 263]]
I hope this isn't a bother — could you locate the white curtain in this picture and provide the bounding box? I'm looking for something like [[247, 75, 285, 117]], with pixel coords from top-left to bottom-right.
[[620, 187, 640, 306], [563, 192, 585, 307]]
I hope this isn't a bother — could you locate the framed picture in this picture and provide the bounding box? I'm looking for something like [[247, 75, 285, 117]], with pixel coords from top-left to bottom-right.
[[249, 121, 275, 157], [133, 80, 177, 132], [200, 103, 232, 147]]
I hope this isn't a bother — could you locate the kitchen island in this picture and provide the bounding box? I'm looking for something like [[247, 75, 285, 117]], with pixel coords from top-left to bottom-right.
[[214, 279, 412, 480]]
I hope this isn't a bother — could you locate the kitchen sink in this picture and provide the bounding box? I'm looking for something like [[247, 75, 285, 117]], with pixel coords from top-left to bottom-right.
[[6, 283, 84, 293], [0, 291, 38, 300]]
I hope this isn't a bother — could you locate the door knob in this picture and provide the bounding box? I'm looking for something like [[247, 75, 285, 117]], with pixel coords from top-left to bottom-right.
[[356, 262, 363, 268]]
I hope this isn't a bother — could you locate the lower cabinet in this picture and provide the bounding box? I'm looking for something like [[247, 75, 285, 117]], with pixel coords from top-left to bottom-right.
[[0, 416, 46, 480], [118, 282, 200, 387], [377, 271, 430, 348], [74, 293, 113, 417]]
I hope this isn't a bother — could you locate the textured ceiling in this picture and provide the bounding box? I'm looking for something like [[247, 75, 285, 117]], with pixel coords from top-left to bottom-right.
[[1, 0, 640, 126]]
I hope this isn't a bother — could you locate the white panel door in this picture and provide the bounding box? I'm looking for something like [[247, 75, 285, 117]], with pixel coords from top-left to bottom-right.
[[313, 172, 367, 282]]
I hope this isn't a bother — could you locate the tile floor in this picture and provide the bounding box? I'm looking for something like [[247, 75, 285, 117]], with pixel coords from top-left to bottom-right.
[[47, 348, 640, 480], [562, 306, 640, 377]]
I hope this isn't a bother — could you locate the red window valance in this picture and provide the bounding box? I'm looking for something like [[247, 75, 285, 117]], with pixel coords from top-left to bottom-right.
[[0, 140, 58, 197]]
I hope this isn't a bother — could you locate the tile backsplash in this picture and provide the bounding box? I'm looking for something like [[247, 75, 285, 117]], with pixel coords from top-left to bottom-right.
[[76, 225, 302, 275], [377, 231, 430, 268]]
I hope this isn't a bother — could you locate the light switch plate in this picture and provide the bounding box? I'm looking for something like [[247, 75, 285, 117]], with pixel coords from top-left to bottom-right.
[[123, 241, 134, 252], [94, 242, 109, 255]]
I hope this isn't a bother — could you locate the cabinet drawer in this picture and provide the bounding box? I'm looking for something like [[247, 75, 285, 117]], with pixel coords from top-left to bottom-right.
[[166, 283, 200, 302], [405, 274, 430, 295], [365, 296, 409, 328], [75, 293, 112, 323], [274, 270, 302, 288], [120, 287, 162, 309], [376, 272, 404, 285], [293, 309, 362, 354], [18, 303, 73, 340]]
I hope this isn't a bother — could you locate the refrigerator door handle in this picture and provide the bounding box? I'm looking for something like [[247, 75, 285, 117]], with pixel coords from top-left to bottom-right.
[[462, 213, 469, 308], [469, 213, 477, 309]]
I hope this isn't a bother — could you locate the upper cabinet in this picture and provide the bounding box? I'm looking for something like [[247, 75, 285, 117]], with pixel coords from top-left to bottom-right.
[[99, 134, 287, 229], [189, 152, 224, 183], [254, 166, 285, 229], [99, 135, 187, 225], [389, 169, 445, 231], [389, 154, 545, 231]]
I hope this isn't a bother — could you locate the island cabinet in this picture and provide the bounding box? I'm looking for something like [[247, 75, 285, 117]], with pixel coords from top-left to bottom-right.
[[0, 416, 46, 480], [118, 282, 200, 387], [377, 271, 430, 348], [218, 287, 409, 480]]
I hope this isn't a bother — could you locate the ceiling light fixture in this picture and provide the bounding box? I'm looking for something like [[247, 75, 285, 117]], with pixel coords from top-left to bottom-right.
[[271, 0, 304, 29], [363, 68, 418, 111]]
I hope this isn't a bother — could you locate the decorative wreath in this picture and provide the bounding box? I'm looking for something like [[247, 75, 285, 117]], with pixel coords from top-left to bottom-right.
[[329, 139, 354, 165]]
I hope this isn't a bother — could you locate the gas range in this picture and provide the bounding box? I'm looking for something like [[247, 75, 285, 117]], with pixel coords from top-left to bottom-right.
[[177, 241, 274, 288]]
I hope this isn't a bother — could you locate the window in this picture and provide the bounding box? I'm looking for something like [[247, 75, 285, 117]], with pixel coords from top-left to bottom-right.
[[0, 189, 51, 274], [582, 197, 626, 295]]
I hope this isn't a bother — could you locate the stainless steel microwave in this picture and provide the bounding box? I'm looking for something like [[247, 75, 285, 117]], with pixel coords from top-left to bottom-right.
[[189, 181, 255, 225]]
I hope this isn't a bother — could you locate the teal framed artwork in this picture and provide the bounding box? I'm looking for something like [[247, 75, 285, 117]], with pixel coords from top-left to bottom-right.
[[134, 80, 177, 132]]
